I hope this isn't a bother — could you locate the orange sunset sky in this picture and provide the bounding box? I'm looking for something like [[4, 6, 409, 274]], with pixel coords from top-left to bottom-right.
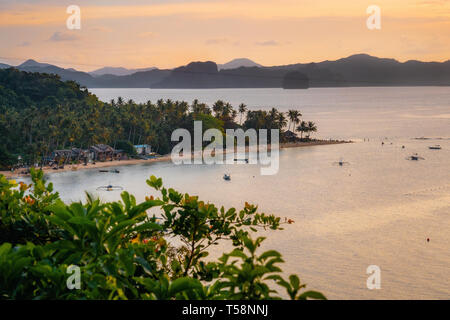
[[0, 0, 449, 71]]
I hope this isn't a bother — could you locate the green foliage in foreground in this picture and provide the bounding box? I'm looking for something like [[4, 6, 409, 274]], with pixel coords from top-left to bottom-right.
[[0, 169, 325, 300]]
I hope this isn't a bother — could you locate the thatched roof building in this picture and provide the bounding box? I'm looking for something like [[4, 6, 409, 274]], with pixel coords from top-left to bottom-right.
[[282, 130, 299, 142], [90, 144, 115, 161]]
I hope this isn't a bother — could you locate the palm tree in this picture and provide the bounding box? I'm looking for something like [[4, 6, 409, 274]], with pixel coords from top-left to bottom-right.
[[212, 100, 225, 118], [238, 103, 247, 125], [296, 121, 308, 139], [287, 110, 296, 131], [192, 99, 199, 113], [292, 110, 302, 132], [278, 113, 288, 130], [231, 109, 237, 121], [267, 108, 278, 128], [306, 121, 317, 139], [222, 103, 234, 118]]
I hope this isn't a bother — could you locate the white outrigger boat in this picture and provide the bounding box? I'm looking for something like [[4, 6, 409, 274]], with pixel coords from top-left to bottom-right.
[[406, 153, 425, 161], [333, 157, 350, 166], [96, 185, 124, 191]]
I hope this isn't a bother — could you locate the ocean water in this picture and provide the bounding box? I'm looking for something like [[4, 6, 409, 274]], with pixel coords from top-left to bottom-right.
[[30, 87, 450, 299], [90, 87, 450, 140]]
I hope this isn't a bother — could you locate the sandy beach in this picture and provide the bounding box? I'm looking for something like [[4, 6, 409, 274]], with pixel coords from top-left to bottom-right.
[[1, 140, 350, 179]]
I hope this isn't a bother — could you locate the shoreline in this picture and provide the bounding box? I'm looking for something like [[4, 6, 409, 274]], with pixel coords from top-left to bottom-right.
[[1, 140, 351, 179]]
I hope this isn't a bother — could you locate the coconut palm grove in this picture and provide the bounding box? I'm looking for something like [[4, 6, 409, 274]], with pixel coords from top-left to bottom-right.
[[0, 68, 317, 170]]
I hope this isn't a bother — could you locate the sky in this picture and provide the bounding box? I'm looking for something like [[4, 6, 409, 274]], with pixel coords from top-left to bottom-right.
[[0, 0, 449, 71]]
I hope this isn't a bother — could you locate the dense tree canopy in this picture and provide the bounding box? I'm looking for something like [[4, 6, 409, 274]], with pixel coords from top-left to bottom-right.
[[0, 69, 314, 169]]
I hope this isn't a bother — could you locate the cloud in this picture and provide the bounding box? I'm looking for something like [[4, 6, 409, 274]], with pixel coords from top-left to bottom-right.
[[205, 38, 228, 45], [17, 41, 31, 47], [49, 32, 79, 42], [255, 40, 280, 46], [416, 0, 447, 5], [138, 31, 157, 38], [90, 26, 112, 33]]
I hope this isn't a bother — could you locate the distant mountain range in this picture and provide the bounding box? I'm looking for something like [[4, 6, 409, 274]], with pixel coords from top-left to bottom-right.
[[1, 55, 449, 88], [89, 58, 262, 75], [89, 66, 157, 77], [218, 58, 262, 70], [0, 63, 12, 69]]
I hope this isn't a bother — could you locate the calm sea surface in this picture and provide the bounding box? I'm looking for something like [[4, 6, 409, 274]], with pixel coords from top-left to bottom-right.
[[29, 87, 450, 299]]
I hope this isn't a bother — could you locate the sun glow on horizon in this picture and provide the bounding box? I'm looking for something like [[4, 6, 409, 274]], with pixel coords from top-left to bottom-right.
[[0, 0, 449, 70]]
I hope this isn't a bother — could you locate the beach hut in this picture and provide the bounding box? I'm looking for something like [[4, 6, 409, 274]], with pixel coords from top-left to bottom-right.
[[114, 149, 126, 160], [51, 148, 89, 165], [282, 130, 299, 142], [90, 144, 115, 161], [52, 149, 74, 164]]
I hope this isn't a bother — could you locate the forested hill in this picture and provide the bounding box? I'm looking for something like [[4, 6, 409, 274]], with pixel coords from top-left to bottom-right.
[[0, 69, 301, 169], [0, 68, 94, 110], [0, 68, 105, 168], [0, 68, 193, 168]]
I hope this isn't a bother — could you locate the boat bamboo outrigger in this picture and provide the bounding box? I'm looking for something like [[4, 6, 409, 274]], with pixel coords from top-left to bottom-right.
[[99, 169, 120, 173], [406, 153, 425, 161], [333, 158, 350, 166], [96, 185, 124, 191], [429, 145, 442, 150]]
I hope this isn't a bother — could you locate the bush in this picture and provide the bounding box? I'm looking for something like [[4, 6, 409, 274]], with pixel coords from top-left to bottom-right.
[[0, 169, 325, 300], [115, 140, 137, 156], [0, 145, 17, 170]]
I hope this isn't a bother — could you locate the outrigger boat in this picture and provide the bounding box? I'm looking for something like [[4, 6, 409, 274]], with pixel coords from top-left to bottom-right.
[[428, 145, 442, 150], [406, 153, 425, 161], [333, 158, 350, 166], [234, 158, 249, 163], [96, 185, 124, 191], [99, 169, 120, 173]]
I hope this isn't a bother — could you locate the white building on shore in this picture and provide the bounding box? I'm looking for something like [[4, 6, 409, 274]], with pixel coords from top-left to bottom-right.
[[134, 144, 152, 155]]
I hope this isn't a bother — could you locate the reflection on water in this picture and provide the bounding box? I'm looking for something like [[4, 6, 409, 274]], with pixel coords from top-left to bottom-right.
[[91, 87, 450, 140], [25, 87, 450, 299]]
